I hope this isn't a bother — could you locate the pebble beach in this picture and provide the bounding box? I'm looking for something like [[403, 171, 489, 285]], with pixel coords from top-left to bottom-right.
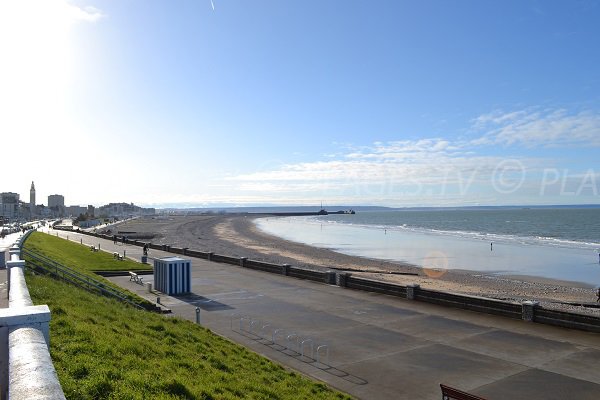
[[112, 215, 600, 316]]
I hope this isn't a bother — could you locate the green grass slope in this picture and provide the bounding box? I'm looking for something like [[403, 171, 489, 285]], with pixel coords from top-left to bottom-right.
[[27, 232, 149, 272], [24, 232, 153, 309], [24, 234, 351, 399]]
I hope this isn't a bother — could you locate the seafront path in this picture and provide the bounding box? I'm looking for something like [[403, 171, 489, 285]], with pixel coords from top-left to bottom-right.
[[42, 227, 600, 399]]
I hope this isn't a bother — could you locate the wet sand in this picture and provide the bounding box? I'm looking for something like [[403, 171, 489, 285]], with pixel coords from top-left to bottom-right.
[[112, 215, 600, 315]]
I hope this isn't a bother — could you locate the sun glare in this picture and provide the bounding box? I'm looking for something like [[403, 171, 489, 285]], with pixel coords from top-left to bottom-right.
[[0, 1, 103, 149]]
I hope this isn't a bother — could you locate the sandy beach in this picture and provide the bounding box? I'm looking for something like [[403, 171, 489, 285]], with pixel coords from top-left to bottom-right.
[[111, 215, 600, 315]]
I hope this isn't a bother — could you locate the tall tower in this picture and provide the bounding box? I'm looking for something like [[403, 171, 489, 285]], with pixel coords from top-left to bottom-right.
[[30, 181, 36, 217]]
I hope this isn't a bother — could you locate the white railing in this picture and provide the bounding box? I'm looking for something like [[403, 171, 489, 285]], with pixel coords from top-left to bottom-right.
[[0, 230, 65, 400]]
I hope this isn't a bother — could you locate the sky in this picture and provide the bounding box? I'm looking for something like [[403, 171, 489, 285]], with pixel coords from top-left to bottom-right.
[[1, 0, 599, 208]]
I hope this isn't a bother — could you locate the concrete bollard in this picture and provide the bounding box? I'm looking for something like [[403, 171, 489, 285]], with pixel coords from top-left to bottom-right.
[[195, 307, 201, 325], [522, 301, 539, 322], [282, 264, 290, 276], [6, 259, 26, 293], [240, 257, 247, 267], [336, 272, 351, 287], [406, 284, 420, 300], [145, 282, 152, 293], [141, 255, 148, 264], [156, 297, 161, 305], [325, 271, 336, 285], [9, 246, 20, 260]]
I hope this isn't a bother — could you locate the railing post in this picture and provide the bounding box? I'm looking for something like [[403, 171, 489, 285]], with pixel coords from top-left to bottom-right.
[[406, 284, 420, 300], [4, 232, 66, 399], [325, 271, 336, 284], [336, 272, 350, 287], [522, 300, 539, 322]]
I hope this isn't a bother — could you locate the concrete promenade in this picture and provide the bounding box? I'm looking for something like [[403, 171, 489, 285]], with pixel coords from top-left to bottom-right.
[[46, 228, 600, 400]]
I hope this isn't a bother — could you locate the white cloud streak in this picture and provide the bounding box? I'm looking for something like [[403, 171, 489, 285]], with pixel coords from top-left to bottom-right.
[[68, 5, 104, 22], [471, 108, 600, 147], [225, 107, 600, 205]]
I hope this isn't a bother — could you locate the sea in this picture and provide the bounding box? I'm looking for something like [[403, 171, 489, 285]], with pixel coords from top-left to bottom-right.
[[256, 208, 600, 286]]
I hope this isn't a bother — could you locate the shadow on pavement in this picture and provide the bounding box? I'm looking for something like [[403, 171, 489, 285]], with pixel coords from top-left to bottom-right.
[[174, 293, 235, 311], [233, 328, 368, 385]]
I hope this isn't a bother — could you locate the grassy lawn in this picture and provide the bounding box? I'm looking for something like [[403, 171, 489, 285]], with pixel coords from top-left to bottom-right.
[[24, 233, 351, 399], [26, 232, 149, 272], [23, 232, 154, 309]]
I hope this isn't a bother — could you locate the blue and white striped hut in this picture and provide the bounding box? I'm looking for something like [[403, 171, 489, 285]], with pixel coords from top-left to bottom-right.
[[153, 256, 191, 295]]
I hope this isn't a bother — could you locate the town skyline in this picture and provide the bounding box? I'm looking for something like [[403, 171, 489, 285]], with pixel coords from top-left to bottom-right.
[[0, 180, 155, 223]]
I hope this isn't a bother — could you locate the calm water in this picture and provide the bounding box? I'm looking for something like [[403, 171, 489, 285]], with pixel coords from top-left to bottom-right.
[[318, 208, 600, 250], [257, 208, 600, 286]]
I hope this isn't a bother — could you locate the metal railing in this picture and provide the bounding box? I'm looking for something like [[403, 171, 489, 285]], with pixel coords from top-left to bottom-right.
[[1, 231, 66, 400], [231, 314, 333, 367], [21, 248, 145, 311]]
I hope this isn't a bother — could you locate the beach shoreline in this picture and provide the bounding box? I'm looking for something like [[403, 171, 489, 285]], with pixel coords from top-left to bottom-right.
[[112, 215, 600, 315]]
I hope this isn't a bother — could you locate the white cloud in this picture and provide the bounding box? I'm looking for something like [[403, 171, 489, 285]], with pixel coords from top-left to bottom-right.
[[67, 5, 104, 22], [471, 108, 600, 147], [0, 1, 104, 26], [227, 137, 541, 202], [224, 106, 600, 205]]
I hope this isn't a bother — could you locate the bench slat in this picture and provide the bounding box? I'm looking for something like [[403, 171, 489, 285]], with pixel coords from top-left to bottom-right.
[[440, 384, 487, 400]]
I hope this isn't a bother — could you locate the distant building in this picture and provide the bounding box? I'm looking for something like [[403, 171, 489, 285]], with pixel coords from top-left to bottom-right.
[[0, 192, 20, 221], [48, 194, 65, 208], [97, 202, 155, 218], [38, 204, 51, 218], [30, 181, 36, 217], [67, 205, 87, 217], [78, 219, 101, 228], [87, 205, 95, 217], [18, 201, 29, 219], [48, 194, 66, 217]]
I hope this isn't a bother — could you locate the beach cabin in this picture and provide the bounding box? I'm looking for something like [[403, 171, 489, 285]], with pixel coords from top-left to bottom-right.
[[153, 256, 191, 295]]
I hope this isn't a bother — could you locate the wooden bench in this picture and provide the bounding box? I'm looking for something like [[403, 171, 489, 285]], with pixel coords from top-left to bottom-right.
[[129, 271, 143, 284], [440, 384, 487, 400]]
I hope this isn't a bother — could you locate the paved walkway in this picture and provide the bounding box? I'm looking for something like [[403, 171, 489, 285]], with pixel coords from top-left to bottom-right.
[[45, 228, 600, 400]]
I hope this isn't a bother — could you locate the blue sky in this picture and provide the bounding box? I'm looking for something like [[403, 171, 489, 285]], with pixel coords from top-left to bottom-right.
[[1, 0, 599, 208]]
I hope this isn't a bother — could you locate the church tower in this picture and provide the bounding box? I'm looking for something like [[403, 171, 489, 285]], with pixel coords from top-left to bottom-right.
[[30, 181, 36, 217]]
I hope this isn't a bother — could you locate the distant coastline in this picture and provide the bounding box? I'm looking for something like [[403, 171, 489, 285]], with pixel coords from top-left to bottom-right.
[[152, 203, 600, 215]]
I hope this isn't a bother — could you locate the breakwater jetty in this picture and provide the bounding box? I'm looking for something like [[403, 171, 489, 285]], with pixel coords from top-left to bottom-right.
[[261, 209, 355, 217]]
